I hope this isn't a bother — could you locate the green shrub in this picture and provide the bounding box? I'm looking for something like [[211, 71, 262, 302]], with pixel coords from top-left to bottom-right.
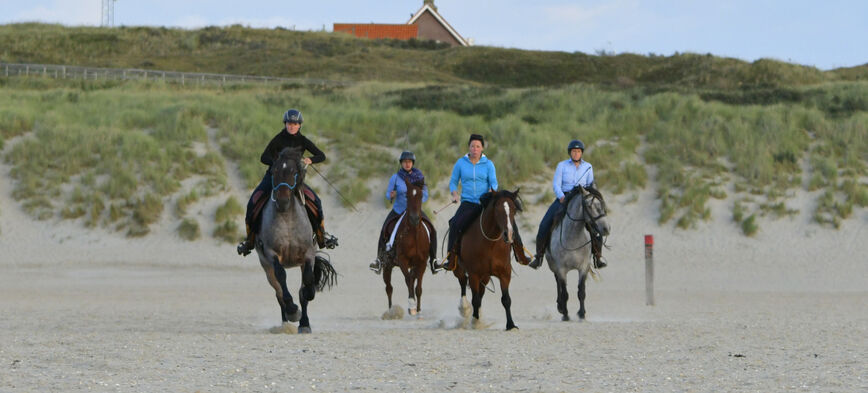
[[215, 196, 243, 223], [177, 218, 201, 241], [741, 214, 758, 236], [213, 220, 240, 243]]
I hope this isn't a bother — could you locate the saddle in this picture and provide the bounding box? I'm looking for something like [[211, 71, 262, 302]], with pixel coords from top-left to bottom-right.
[[384, 213, 434, 245], [250, 186, 321, 233]]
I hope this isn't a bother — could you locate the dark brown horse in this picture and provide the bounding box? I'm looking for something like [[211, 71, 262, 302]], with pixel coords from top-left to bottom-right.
[[383, 176, 432, 316], [451, 189, 523, 330]]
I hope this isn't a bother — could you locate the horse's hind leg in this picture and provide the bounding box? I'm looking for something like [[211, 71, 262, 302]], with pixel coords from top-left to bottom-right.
[[298, 260, 316, 334], [577, 272, 587, 320], [268, 258, 299, 323], [499, 276, 518, 331], [555, 273, 569, 321], [383, 265, 394, 309], [414, 263, 424, 313], [469, 275, 484, 321]]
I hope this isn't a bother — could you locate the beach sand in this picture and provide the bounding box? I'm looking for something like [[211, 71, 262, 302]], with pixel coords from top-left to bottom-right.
[[1, 151, 867, 392]]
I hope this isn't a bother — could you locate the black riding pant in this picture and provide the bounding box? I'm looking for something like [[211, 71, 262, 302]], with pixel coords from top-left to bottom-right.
[[447, 201, 482, 253]]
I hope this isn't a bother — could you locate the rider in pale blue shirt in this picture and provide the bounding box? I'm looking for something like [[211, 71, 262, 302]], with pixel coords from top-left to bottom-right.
[[530, 139, 606, 269]]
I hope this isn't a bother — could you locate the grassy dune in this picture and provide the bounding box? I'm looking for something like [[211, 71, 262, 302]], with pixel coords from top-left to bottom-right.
[[0, 24, 866, 239]]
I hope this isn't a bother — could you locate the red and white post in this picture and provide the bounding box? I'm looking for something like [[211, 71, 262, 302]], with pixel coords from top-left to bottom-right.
[[645, 234, 655, 306]]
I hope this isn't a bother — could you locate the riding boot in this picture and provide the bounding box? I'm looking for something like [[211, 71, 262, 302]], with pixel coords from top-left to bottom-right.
[[236, 224, 254, 257], [529, 234, 548, 269], [512, 231, 533, 266], [318, 223, 338, 249], [436, 248, 459, 271]]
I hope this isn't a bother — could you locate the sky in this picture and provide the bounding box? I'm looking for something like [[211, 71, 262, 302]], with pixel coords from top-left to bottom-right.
[[1, 0, 866, 70]]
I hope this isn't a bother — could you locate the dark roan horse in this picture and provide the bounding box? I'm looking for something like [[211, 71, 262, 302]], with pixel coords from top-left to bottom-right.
[[256, 147, 337, 333], [451, 189, 524, 330], [382, 176, 432, 316], [545, 186, 609, 321]]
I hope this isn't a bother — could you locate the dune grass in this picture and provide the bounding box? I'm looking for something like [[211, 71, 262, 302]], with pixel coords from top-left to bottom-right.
[[1, 74, 865, 238]]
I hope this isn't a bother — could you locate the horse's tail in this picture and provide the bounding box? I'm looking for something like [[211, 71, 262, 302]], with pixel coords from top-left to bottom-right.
[[313, 254, 338, 292]]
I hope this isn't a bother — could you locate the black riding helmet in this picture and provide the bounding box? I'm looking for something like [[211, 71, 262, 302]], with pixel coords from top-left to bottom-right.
[[399, 151, 416, 163], [283, 109, 303, 125], [567, 139, 585, 154]]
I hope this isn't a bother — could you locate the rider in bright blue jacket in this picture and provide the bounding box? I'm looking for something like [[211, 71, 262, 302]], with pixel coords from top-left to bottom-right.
[[435, 134, 531, 271]]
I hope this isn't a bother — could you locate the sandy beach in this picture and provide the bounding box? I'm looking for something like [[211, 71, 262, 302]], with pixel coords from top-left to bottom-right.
[[1, 149, 867, 392]]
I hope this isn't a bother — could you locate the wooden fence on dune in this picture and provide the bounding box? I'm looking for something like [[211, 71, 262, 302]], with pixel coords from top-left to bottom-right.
[[1, 62, 349, 88]]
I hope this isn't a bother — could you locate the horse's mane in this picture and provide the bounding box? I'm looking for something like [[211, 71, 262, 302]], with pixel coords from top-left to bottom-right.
[[278, 146, 304, 165], [274, 147, 306, 186], [479, 189, 523, 212]]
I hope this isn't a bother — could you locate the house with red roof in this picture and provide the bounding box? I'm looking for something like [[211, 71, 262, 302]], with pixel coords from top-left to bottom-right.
[[334, 0, 470, 47]]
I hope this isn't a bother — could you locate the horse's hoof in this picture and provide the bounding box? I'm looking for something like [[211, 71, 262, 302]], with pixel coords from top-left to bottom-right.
[[408, 308, 417, 316], [298, 326, 312, 334], [577, 312, 586, 320], [561, 315, 570, 322], [506, 325, 519, 331], [286, 308, 301, 323]]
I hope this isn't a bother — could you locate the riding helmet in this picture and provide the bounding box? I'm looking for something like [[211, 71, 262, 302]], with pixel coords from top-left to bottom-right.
[[399, 151, 416, 163], [283, 109, 303, 124], [567, 139, 585, 154]]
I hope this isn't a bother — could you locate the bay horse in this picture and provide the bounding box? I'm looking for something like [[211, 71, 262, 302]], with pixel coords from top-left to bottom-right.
[[382, 176, 433, 316], [544, 186, 609, 321], [256, 147, 337, 333], [451, 189, 524, 330]]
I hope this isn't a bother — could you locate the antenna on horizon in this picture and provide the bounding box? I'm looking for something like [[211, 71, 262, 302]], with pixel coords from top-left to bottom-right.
[[101, 0, 117, 27]]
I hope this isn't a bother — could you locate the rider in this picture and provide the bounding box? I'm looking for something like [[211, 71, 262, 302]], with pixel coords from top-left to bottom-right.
[[435, 134, 531, 271], [368, 151, 438, 274], [236, 108, 338, 256], [530, 139, 605, 269]]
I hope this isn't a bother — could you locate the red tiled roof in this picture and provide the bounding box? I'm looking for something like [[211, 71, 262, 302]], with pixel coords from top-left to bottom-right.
[[333, 24, 419, 40]]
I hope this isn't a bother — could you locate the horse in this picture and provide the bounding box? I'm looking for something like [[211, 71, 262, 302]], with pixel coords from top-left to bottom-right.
[[545, 186, 609, 321], [450, 189, 524, 330], [382, 176, 433, 316], [255, 146, 337, 333]]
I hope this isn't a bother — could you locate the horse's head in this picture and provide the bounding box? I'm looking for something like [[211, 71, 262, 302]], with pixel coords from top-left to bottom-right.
[[403, 176, 424, 227], [270, 147, 306, 212], [482, 188, 523, 245], [582, 187, 610, 237]]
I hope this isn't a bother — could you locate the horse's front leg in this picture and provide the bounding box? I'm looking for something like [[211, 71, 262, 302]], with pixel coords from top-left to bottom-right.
[[468, 274, 484, 322], [400, 262, 418, 315], [577, 272, 587, 320], [555, 272, 569, 321], [298, 258, 316, 334], [265, 256, 299, 323], [383, 263, 394, 309], [499, 275, 517, 331], [414, 257, 425, 314]]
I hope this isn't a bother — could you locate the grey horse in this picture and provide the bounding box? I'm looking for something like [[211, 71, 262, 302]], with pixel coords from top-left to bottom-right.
[[256, 147, 336, 333], [542, 187, 609, 321]]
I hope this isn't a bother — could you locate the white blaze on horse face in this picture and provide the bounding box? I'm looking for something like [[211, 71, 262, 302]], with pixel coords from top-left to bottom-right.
[[504, 201, 513, 243], [412, 189, 417, 197], [282, 162, 287, 169]]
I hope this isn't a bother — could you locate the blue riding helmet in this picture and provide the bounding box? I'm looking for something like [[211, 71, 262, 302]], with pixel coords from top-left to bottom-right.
[[399, 151, 416, 163], [567, 139, 585, 154], [283, 109, 303, 124]]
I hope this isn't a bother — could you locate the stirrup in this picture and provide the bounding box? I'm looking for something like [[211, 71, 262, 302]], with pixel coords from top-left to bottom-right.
[[236, 241, 252, 257], [529, 254, 543, 269], [322, 232, 338, 249], [593, 256, 607, 269], [436, 254, 457, 272], [369, 258, 382, 274], [429, 258, 438, 275]]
